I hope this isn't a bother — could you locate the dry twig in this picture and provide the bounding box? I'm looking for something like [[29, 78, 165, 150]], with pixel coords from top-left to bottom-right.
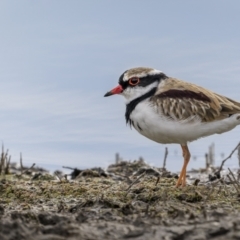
[[5, 156, 11, 174], [62, 166, 75, 170], [0, 144, 11, 177], [155, 176, 160, 186], [0, 144, 5, 175], [228, 168, 240, 187], [20, 152, 23, 172], [227, 174, 240, 194], [155, 147, 169, 186], [54, 172, 63, 182], [20, 163, 36, 176], [162, 147, 168, 170], [217, 142, 240, 173], [125, 171, 146, 194]]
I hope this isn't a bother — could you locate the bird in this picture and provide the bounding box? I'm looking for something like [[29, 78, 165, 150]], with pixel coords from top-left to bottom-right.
[[104, 67, 240, 187]]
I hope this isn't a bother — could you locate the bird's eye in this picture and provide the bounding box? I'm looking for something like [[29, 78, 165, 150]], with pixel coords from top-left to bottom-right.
[[129, 77, 140, 86]]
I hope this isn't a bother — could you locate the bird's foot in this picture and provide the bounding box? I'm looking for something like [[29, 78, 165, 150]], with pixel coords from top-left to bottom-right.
[[175, 177, 186, 187]]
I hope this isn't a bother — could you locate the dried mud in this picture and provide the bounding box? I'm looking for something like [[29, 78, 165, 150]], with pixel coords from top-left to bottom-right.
[[1, 160, 240, 240]]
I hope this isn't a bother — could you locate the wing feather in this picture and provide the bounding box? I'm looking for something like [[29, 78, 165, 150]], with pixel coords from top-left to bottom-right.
[[151, 78, 240, 122]]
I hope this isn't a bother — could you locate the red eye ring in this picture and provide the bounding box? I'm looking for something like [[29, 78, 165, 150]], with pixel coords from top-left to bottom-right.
[[129, 77, 140, 86]]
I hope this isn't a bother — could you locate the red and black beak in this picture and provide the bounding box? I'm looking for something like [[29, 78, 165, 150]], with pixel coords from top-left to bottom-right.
[[104, 85, 123, 97]]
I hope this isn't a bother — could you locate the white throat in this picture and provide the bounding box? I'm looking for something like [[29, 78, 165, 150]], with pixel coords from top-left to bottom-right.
[[121, 82, 159, 104]]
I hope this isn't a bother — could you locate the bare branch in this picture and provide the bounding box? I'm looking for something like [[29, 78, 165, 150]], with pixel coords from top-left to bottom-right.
[[20, 163, 36, 176], [227, 174, 240, 195], [162, 147, 168, 170], [217, 142, 240, 173], [125, 171, 146, 195], [5, 156, 11, 174], [54, 172, 63, 182], [20, 152, 23, 172], [62, 166, 75, 170], [228, 168, 240, 192]]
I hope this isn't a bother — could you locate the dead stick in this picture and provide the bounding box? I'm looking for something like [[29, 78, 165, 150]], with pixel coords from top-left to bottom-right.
[[0, 144, 4, 175], [162, 147, 168, 170], [228, 168, 240, 190], [125, 171, 146, 194], [221, 178, 230, 196], [5, 156, 11, 175], [156, 148, 169, 186], [181, 200, 200, 209], [20, 153, 23, 172], [20, 163, 36, 176], [216, 142, 240, 173], [228, 168, 240, 184], [55, 172, 63, 182], [155, 176, 160, 186], [210, 178, 223, 187], [62, 166, 76, 170], [227, 174, 240, 194], [115, 173, 132, 183], [195, 190, 205, 201]]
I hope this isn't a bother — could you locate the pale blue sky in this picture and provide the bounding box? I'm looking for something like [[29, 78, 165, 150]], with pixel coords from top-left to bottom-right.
[[0, 1, 240, 171]]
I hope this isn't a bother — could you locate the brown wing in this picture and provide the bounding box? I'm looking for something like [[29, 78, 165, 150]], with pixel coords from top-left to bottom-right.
[[151, 77, 240, 122]]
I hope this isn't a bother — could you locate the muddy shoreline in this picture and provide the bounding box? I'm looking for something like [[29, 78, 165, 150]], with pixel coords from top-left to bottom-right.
[[1, 160, 240, 240]]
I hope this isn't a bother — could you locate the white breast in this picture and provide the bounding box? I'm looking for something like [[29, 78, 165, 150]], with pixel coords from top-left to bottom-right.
[[129, 100, 240, 145]]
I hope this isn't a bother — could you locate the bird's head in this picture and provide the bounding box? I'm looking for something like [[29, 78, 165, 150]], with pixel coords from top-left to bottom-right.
[[104, 67, 167, 103]]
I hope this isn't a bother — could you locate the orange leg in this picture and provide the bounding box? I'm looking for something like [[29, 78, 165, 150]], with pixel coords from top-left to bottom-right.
[[176, 144, 191, 187]]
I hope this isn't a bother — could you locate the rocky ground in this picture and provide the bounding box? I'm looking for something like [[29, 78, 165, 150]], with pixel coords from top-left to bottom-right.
[[1, 157, 240, 240]]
